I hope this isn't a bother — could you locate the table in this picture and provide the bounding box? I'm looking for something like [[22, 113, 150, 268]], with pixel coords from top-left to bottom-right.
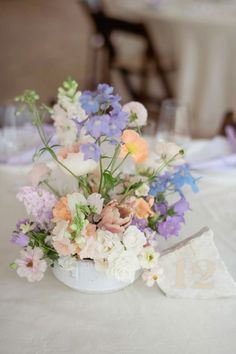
[[1, 159, 236, 354], [107, 0, 236, 138]]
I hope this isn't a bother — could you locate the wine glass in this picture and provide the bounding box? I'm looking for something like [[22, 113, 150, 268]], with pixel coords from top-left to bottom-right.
[[156, 99, 191, 148]]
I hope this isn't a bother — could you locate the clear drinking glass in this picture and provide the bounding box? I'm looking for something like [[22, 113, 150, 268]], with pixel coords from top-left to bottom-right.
[[0, 104, 35, 163], [156, 99, 191, 147]]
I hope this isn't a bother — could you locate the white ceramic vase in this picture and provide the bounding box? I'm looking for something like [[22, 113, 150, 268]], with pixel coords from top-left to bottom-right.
[[53, 260, 140, 294]]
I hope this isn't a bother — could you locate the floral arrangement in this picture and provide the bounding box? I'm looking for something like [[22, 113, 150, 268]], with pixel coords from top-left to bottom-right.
[[10, 79, 198, 287]]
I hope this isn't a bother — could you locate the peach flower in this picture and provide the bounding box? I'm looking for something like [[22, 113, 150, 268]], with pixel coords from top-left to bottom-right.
[[53, 238, 76, 256], [120, 130, 148, 164], [134, 198, 154, 219], [28, 163, 51, 187], [98, 200, 132, 233], [58, 142, 98, 176], [53, 197, 71, 222]]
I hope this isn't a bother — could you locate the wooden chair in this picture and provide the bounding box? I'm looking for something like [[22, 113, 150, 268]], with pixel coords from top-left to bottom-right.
[[79, 0, 174, 108]]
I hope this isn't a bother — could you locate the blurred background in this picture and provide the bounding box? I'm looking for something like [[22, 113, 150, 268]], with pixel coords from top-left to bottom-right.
[[1, 0, 236, 145]]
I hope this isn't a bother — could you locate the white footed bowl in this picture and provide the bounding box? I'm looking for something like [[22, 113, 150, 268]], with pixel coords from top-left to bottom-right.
[[53, 260, 140, 294]]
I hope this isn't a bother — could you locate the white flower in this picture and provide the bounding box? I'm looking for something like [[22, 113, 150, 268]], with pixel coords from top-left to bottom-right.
[[87, 193, 104, 214], [122, 226, 146, 255], [140, 142, 185, 172], [15, 247, 47, 282], [123, 101, 148, 127], [52, 104, 77, 145], [142, 267, 164, 287], [96, 229, 123, 260], [52, 220, 70, 240], [155, 142, 185, 168], [58, 256, 77, 272], [107, 250, 140, 283], [28, 163, 51, 187], [139, 246, 159, 269], [58, 90, 87, 123], [58, 151, 98, 177], [135, 183, 150, 197]]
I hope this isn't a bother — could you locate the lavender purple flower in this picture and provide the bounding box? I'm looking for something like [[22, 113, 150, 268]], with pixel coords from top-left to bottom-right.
[[80, 142, 101, 162], [17, 186, 57, 225], [158, 216, 182, 238]]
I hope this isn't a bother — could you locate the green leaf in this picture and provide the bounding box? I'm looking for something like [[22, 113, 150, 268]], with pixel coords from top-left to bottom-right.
[[9, 262, 17, 270], [103, 170, 118, 189]]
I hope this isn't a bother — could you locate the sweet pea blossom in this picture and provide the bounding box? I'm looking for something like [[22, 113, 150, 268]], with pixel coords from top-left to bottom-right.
[[120, 130, 148, 164], [15, 247, 47, 282], [87, 193, 104, 214], [123, 101, 148, 127], [58, 142, 98, 176], [53, 238, 76, 256], [79, 237, 97, 260], [28, 163, 51, 187]]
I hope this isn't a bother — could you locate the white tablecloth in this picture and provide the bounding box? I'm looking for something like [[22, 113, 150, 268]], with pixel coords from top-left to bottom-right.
[[1, 161, 236, 353], [108, 0, 236, 138]]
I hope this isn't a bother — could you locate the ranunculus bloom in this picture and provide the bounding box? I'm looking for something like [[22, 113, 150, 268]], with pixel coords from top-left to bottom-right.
[[15, 247, 47, 282], [53, 197, 71, 222], [58, 142, 98, 176], [98, 200, 132, 233], [122, 101, 148, 127], [120, 130, 148, 164], [134, 198, 154, 219], [28, 163, 51, 187]]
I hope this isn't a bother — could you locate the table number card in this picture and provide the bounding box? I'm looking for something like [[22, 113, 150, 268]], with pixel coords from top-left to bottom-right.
[[157, 227, 236, 298]]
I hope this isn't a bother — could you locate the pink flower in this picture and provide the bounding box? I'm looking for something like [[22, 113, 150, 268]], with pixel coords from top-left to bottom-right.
[[28, 163, 51, 187], [15, 247, 47, 282], [53, 238, 76, 256], [79, 237, 97, 260], [98, 201, 132, 233]]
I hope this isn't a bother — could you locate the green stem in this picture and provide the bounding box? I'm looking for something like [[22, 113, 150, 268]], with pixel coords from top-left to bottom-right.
[[98, 156, 103, 194], [42, 180, 60, 198], [112, 152, 130, 175]]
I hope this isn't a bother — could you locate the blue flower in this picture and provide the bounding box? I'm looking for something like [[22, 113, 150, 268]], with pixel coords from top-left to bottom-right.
[[149, 173, 170, 196], [80, 143, 101, 162], [171, 165, 199, 193], [80, 83, 121, 114], [85, 114, 110, 139], [107, 108, 129, 138], [80, 91, 100, 114]]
